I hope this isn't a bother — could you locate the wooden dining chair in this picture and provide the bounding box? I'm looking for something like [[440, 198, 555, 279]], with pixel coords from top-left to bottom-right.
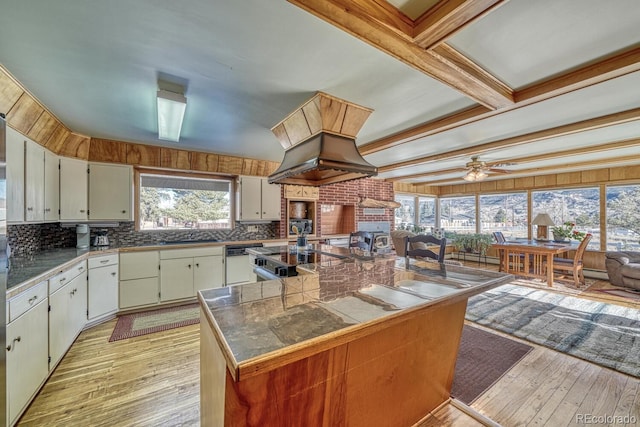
[[550, 234, 593, 287], [492, 232, 507, 272], [405, 234, 446, 263], [349, 231, 374, 251]]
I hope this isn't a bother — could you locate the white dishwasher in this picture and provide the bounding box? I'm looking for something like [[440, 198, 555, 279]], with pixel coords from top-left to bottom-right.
[[225, 244, 262, 285]]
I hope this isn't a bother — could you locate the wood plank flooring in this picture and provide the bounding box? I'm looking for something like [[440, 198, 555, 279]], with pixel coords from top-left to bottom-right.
[[17, 265, 639, 427]]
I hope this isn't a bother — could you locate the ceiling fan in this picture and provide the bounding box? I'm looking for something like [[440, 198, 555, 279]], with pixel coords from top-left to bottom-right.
[[463, 156, 513, 181]]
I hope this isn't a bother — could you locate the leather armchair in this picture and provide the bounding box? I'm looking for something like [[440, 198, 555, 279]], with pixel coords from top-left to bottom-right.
[[605, 251, 640, 289]]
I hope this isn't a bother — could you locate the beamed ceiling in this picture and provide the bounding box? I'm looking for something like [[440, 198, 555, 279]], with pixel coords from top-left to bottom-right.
[[1, 0, 639, 187]]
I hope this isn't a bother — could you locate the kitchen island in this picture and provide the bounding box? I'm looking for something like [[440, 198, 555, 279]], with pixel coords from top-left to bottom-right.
[[199, 248, 512, 426]]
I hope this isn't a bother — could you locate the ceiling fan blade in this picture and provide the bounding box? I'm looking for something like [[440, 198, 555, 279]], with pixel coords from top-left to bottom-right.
[[488, 168, 511, 174]]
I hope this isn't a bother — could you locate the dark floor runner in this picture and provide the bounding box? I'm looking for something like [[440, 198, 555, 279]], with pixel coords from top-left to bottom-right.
[[451, 325, 533, 404]]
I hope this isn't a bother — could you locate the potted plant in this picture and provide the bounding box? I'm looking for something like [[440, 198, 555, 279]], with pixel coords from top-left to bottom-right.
[[551, 221, 586, 242], [451, 233, 493, 256]]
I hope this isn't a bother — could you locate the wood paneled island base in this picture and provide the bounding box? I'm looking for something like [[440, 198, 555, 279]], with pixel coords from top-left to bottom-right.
[[201, 298, 468, 426]]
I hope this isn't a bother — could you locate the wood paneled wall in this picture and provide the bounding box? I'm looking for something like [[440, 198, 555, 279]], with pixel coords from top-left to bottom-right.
[[0, 66, 279, 177]]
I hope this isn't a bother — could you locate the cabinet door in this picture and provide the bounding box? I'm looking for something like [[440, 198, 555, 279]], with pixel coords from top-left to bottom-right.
[[237, 176, 262, 221], [261, 180, 281, 220], [69, 272, 88, 337], [88, 264, 119, 320], [49, 282, 73, 367], [160, 258, 195, 301], [44, 150, 60, 221], [6, 299, 49, 426], [120, 251, 159, 280], [25, 139, 45, 222], [225, 255, 256, 286], [194, 255, 224, 292], [59, 157, 88, 221], [6, 127, 25, 222], [119, 277, 159, 308], [89, 163, 132, 220]]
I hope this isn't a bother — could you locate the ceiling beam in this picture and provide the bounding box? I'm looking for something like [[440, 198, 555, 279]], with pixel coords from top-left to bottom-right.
[[360, 45, 640, 156], [417, 154, 640, 186], [384, 137, 640, 181], [413, 0, 507, 49], [378, 107, 640, 172], [287, 0, 514, 109]]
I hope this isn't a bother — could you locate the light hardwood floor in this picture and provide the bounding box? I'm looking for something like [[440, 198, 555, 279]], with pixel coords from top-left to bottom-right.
[[18, 268, 639, 427]]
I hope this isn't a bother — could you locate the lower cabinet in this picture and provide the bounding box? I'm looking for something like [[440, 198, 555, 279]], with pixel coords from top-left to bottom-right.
[[226, 255, 257, 285], [88, 254, 119, 321], [49, 272, 87, 368], [6, 296, 49, 426], [160, 247, 224, 302], [119, 251, 159, 309]]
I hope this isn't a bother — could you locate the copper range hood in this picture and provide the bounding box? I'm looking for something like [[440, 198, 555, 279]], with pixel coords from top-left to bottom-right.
[[268, 92, 377, 186]]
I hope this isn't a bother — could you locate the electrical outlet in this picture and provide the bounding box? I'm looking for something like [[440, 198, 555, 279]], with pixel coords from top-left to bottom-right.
[[247, 225, 258, 232]]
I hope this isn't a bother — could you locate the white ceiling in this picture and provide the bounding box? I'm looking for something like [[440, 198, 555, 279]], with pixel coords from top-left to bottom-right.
[[1, 0, 639, 187]]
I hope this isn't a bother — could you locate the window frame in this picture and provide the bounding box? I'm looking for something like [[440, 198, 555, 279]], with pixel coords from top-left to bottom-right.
[[134, 168, 236, 232]]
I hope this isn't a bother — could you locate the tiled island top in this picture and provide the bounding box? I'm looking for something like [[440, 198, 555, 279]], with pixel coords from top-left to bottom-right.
[[199, 256, 512, 381]]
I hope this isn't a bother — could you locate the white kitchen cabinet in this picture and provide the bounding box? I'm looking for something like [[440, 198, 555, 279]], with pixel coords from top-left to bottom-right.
[[59, 157, 88, 221], [89, 162, 133, 221], [236, 176, 281, 221], [194, 255, 224, 292], [160, 247, 224, 302], [225, 255, 256, 286], [6, 295, 49, 426], [49, 261, 88, 368], [119, 251, 159, 309], [44, 150, 60, 222], [88, 254, 119, 321], [6, 126, 25, 222], [24, 139, 45, 222]]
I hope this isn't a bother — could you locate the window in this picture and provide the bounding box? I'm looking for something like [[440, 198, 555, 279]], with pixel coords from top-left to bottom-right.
[[395, 194, 416, 229], [606, 184, 640, 251], [418, 196, 436, 231], [479, 193, 527, 238], [440, 196, 476, 234], [139, 173, 232, 230], [532, 187, 600, 249]]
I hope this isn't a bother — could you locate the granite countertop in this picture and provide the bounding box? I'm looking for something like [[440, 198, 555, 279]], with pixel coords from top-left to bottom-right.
[[199, 257, 512, 381]]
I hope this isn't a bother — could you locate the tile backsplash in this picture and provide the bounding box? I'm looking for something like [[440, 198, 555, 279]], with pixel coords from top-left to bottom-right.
[[8, 222, 279, 256]]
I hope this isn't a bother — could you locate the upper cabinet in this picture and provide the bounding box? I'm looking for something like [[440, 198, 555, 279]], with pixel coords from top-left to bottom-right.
[[59, 157, 88, 221], [25, 139, 45, 222], [88, 162, 133, 221], [44, 150, 60, 222], [6, 127, 25, 222], [236, 176, 281, 221]]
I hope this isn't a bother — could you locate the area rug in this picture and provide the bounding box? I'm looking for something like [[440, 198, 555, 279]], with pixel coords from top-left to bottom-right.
[[466, 284, 640, 377], [109, 303, 200, 342], [451, 325, 533, 404]]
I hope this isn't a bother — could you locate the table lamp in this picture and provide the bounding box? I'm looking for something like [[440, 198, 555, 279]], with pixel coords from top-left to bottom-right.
[[532, 213, 555, 240]]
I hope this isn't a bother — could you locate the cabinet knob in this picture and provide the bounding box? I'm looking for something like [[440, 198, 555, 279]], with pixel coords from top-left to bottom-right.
[[45, 208, 51, 212], [80, 209, 86, 213], [255, 212, 259, 214], [27, 207, 33, 211], [196, 263, 199, 268], [188, 264, 192, 269], [111, 272, 116, 276], [28, 296, 38, 305], [122, 210, 126, 214]]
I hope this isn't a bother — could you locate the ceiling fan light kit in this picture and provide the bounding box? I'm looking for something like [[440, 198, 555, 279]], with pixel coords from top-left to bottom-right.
[[463, 169, 488, 181]]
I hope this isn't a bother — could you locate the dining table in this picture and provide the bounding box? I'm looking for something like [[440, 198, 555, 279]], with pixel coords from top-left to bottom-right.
[[491, 239, 579, 286]]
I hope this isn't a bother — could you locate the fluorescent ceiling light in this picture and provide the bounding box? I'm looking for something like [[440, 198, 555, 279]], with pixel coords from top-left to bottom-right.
[[157, 89, 186, 142]]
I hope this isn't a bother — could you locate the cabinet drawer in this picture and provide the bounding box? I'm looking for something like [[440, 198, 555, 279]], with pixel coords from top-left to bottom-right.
[[160, 246, 223, 259], [49, 260, 87, 294], [88, 254, 118, 269], [9, 281, 48, 323]]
